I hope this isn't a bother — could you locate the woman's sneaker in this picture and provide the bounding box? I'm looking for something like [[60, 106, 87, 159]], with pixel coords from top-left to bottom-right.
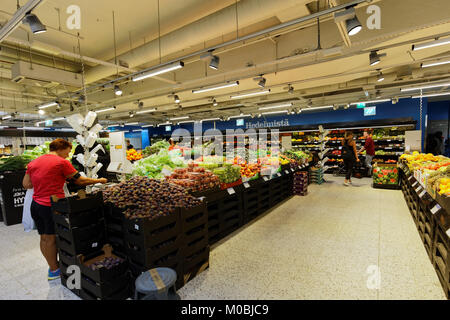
[[48, 268, 61, 281], [344, 181, 350, 186]]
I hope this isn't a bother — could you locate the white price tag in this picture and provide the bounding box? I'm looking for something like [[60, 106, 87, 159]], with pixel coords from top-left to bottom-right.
[[415, 187, 422, 193], [285, 170, 289, 174], [277, 173, 281, 177], [198, 196, 206, 201], [243, 182, 250, 189], [446, 228, 450, 238], [412, 181, 418, 187], [291, 168, 294, 172], [227, 187, 235, 195], [92, 242, 98, 248], [419, 190, 426, 198], [430, 204, 441, 215], [408, 176, 413, 181], [134, 224, 139, 231], [263, 176, 269, 181], [387, 140, 391, 142]]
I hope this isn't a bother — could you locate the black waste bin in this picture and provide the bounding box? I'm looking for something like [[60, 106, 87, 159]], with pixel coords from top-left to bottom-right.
[[0, 170, 27, 226]]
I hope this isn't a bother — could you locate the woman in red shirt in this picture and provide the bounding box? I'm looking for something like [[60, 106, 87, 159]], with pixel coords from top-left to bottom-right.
[[22, 139, 107, 280]]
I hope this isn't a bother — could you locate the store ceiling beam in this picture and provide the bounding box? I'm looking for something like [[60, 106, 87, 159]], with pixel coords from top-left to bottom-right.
[[0, 0, 46, 43]]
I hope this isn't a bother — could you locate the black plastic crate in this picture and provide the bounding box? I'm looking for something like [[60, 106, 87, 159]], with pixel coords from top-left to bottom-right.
[[80, 272, 130, 299], [183, 234, 208, 257], [59, 248, 77, 267], [52, 206, 104, 229], [182, 246, 210, 280], [125, 236, 183, 268], [179, 202, 208, 232], [78, 283, 131, 300], [123, 212, 181, 249], [56, 227, 106, 256], [76, 244, 129, 284], [55, 220, 105, 245], [51, 191, 104, 215]]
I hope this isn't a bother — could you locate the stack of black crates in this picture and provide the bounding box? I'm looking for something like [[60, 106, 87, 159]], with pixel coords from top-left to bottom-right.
[[293, 171, 308, 196], [51, 192, 131, 300], [108, 202, 210, 291]]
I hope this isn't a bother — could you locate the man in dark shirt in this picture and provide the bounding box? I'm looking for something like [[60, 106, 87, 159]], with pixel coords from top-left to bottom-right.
[[359, 129, 375, 175], [126, 139, 134, 150]]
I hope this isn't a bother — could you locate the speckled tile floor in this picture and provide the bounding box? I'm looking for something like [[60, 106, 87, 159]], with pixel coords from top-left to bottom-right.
[[0, 175, 446, 300]]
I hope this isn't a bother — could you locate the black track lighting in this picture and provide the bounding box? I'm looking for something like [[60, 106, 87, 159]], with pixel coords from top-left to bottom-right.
[[174, 95, 180, 103], [346, 16, 362, 36], [23, 13, 46, 34], [258, 77, 266, 88], [370, 51, 382, 66], [209, 55, 220, 70], [114, 85, 123, 96]]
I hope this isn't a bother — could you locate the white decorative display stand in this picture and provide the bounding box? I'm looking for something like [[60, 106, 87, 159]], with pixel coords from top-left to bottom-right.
[[66, 112, 105, 192], [318, 125, 330, 172]]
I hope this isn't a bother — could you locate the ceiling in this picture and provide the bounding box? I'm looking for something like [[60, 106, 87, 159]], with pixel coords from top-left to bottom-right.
[[0, 0, 449, 127]]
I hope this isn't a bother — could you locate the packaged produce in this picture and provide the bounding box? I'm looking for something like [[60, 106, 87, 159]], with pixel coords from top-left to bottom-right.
[[213, 165, 241, 184], [103, 176, 202, 219], [166, 165, 220, 192]]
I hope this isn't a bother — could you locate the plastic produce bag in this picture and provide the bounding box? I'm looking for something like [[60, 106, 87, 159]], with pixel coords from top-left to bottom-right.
[[22, 189, 35, 232]]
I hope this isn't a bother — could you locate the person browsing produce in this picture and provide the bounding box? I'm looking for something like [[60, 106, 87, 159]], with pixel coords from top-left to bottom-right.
[[342, 131, 359, 186], [358, 129, 375, 175], [22, 139, 107, 281], [126, 139, 134, 150]]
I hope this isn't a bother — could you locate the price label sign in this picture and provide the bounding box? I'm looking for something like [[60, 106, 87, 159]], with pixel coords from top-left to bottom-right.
[[198, 196, 206, 201], [263, 176, 269, 181], [387, 140, 391, 142], [408, 176, 413, 182], [419, 190, 426, 198], [412, 181, 418, 188], [430, 204, 441, 215], [243, 182, 250, 189], [285, 170, 289, 174], [227, 187, 235, 195], [134, 224, 140, 231], [446, 228, 450, 238], [291, 168, 294, 172], [415, 187, 422, 193], [277, 173, 281, 177], [92, 242, 98, 248]]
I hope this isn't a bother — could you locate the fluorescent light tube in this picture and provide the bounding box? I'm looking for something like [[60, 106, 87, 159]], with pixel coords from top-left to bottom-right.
[[141, 124, 154, 128], [177, 120, 195, 124], [2, 115, 12, 120], [201, 118, 221, 122], [170, 116, 190, 121], [53, 117, 65, 121], [133, 129, 142, 132], [401, 82, 450, 92], [258, 103, 293, 111], [38, 101, 58, 109], [96, 107, 116, 113], [260, 110, 289, 115], [126, 122, 139, 125], [302, 105, 334, 111], [412, 92, 450, 98], [136, 108, 157, 114], [350, 99, 390, 105], [108, 124, 120, 127], [412, 37, 450, 51], [228, 114, 252, 119], [157, 122, 172, 127], [421, 60, 450, 68], [132, 61, 184, 81], [231, 90, 271, 99], [192, 81, 239, 94]]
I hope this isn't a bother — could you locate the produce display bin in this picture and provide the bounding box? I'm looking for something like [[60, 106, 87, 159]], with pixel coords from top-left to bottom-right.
[[76, 244, 129, 284], [50, 191, 104, 214], [372, 164, 400, 189], [433, 227, 450, 299], [80, 273, 130, 299], [56, 230, 106, 257], [78, 283, 132, 300], [0, 170, 26, 226], [52, 206, 104, 229]]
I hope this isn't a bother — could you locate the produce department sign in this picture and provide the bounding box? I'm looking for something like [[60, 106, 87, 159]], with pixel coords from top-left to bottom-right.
[[245, 119, 290, 129]]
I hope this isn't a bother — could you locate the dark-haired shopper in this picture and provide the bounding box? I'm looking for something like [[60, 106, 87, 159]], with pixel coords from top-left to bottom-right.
[[342, 131, 359, 186], [22, 139, 107, 280]]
